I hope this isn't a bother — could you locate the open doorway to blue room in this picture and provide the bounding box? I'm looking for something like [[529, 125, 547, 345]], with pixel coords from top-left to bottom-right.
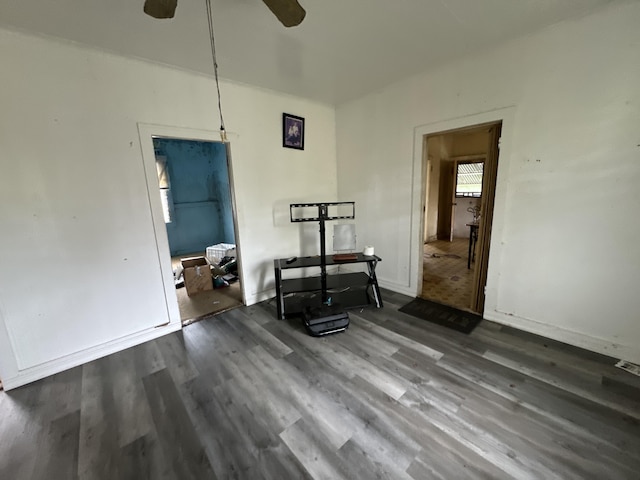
[[152, 137, 242, 324]]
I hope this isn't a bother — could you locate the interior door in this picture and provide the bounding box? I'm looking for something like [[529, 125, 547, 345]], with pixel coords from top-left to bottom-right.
[[470, 124, 502, 313], [437, 162, 455, 241]]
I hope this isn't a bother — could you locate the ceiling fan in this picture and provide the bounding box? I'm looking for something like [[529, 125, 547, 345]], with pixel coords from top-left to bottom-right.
[[143, 0, 306, 27]]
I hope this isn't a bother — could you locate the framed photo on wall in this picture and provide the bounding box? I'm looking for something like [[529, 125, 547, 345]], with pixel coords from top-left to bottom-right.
[[283, 113, 305, 150]]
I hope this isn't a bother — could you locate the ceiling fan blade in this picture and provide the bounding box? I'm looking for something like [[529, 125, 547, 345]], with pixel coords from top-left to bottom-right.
[[144, 0, 178, 19], [262, 0, 306, 27]]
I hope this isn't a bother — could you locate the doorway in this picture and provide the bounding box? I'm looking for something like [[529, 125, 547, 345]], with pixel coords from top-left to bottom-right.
[[422, 122, 501, 313], [151, 137, 243, 324]]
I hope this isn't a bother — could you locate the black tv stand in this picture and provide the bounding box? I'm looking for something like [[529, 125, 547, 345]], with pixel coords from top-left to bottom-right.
[[276, 202, 383, 335], [273, 252, 383, 321]]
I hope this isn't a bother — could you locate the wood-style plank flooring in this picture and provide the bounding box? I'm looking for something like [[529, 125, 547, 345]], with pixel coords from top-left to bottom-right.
[[1, 289, 639, 479]]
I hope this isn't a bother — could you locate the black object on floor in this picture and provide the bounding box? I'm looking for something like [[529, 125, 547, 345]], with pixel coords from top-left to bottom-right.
[[302, 304, 350, 336], [399, 297, 482, 334]]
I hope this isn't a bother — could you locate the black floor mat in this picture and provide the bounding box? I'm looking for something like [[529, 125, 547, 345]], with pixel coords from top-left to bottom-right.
[[398, 297, 482, 334]]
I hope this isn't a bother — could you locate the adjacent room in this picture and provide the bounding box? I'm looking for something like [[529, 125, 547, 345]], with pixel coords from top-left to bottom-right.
[[1, 0, 639, 478], [152, 137, 242, 323], [422, 124, 497, 313]]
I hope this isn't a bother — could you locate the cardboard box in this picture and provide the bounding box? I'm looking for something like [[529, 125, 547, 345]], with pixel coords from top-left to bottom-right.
[[181, 256, 213, 296]]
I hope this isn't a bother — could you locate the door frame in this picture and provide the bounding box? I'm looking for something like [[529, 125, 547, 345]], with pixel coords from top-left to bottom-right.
[[412, 107, 515, 316], [137, 123, 246, 326]]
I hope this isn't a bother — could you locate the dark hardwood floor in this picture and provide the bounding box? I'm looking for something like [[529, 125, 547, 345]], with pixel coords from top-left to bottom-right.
[[1, 289, 639, 479]]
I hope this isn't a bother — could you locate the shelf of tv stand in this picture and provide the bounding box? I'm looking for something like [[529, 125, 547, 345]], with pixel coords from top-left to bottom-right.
[[281, 271, 369, 293], [276, 253, 379, 269], [273, 254, 383, 320]]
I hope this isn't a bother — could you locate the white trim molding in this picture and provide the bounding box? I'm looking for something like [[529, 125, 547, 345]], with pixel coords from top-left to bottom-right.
[[485, 309, 640, 364], [410, 107, 517, 308], [2, 322, 181, 390], [136, 123, 246, 321]]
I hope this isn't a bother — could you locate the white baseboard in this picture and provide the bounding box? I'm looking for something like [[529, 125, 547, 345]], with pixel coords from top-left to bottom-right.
[[2, 321, 182, 391], [484, 309, 640, 364], [246, 289, 276, 307], [377, 278, 416, 298]]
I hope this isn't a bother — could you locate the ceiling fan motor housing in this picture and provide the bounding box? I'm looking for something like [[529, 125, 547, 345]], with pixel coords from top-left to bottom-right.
[[144, 0, 178, 19], [143, 0, 305, 27]]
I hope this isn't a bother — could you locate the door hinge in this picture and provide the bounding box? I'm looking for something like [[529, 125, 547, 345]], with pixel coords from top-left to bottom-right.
[[484, 285, 487, 295], [498, 137, 502, 149]]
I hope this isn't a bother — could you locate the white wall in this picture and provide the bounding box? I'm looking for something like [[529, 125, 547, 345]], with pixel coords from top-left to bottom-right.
[[337, 3, 640, 362], [0, 28, 337, 388], [453, 197, 480, 239]]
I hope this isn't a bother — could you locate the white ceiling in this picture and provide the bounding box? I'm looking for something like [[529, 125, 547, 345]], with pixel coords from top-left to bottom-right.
[[0, 0, 626, 104]]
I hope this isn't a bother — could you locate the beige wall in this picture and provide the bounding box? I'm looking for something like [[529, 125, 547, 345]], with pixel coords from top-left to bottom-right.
[[450, 130, 491, 157]]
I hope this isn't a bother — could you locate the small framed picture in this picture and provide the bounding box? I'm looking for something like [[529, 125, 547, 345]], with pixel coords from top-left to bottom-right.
[[283, 113, 305, 150]]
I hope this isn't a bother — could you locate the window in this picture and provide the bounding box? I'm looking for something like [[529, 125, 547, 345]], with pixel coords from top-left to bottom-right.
[[455, 161, 483, 198], [159, 189, 172, 224], [155, 156, 172, 223]]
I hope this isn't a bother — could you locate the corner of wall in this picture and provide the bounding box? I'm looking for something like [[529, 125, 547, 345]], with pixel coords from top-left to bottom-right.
[[377, 279, 417, 298]]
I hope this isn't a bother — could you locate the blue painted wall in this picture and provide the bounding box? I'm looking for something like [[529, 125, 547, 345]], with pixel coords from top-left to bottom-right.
[[153, 138, 235, 256]]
